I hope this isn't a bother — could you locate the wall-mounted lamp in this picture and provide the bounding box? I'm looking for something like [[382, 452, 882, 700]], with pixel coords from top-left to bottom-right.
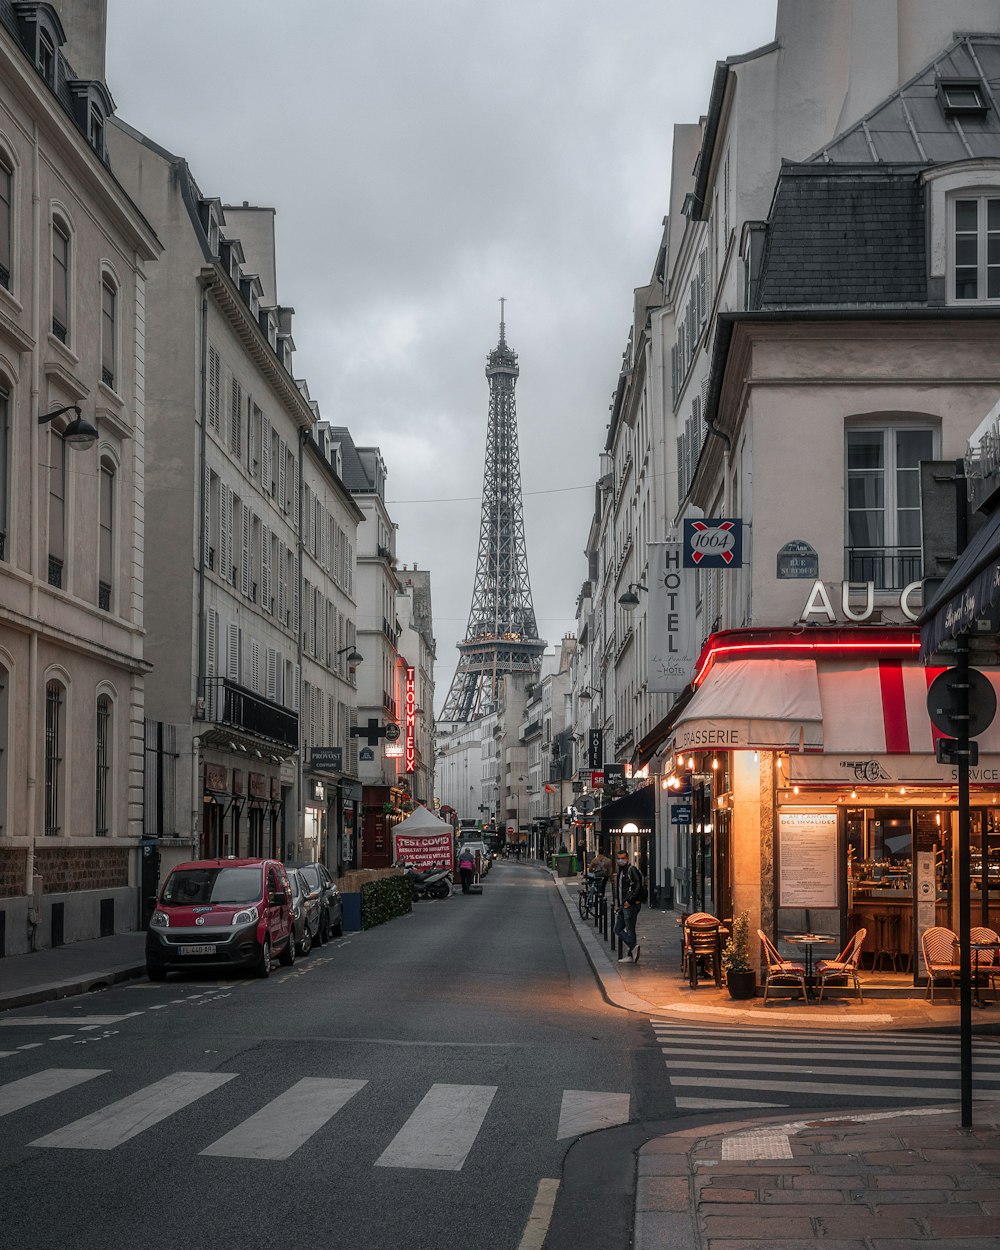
[[38, 403, 98, 451], [618, 582, 648, 612], [336, 645, 364, 665], [577, 686, 601, 702]]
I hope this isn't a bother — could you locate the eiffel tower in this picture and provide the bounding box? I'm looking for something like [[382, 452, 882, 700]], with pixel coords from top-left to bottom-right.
[[440, 305, 546, 722]]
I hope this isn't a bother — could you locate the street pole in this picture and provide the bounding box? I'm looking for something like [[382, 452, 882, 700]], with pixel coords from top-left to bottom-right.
[[956, 635, 973, 1129]]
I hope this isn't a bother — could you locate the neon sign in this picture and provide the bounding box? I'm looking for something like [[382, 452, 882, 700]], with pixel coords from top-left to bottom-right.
[[405, 666, 416, 773]]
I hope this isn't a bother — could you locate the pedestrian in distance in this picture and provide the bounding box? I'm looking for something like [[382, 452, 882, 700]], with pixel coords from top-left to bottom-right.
[[589, 847, 612, 899], [614, 851, 644, 964], [458, 847, 476, 894]]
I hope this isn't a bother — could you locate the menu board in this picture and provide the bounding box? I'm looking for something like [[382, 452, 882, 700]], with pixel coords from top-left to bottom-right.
[[778, 810, 839, 908]]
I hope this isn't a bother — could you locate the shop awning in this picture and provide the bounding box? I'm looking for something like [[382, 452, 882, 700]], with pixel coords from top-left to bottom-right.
[[920, 505, 1000, 657], [669, 658, 824, 752], [597, 784, 655, 835]]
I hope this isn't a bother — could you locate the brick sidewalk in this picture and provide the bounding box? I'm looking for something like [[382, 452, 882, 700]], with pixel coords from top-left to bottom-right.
[[636, 1105, 1000, 1249]]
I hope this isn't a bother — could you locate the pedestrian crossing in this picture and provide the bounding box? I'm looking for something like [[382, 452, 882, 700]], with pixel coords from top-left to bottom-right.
[[0, 1067, 630, 1166], [652, 1021, 1000, 1110]]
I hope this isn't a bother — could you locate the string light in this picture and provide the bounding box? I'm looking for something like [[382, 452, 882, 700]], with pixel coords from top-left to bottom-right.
[[793, 785, 800, 795], [711, 756, 719, 771]]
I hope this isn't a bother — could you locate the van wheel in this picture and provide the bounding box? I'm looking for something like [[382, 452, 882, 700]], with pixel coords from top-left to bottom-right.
[[279, 931, 296, 966], [257, 937, 272, 978]]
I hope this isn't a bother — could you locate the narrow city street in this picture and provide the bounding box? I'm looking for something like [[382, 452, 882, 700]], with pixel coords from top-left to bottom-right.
[[0, 865, 649, 1250]]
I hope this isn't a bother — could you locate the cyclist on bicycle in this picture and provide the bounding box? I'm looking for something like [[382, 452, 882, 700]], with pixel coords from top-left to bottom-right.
[[589, 848, 612, 898]]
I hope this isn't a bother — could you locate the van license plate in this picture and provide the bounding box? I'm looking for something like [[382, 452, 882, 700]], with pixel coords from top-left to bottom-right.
[[178, 944, 216, 956]]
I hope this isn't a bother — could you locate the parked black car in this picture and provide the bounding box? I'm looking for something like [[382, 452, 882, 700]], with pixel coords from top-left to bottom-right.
[[287, 861, 343, 942], [287, 867, 320, 956]]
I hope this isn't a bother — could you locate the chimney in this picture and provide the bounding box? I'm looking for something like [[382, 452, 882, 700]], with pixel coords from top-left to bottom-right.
[[55, 0, 108, 84]]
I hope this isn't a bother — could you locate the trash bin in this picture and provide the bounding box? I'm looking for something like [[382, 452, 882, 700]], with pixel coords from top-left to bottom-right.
[[556, 854, 574, 878], [341, 892, 362, 932]]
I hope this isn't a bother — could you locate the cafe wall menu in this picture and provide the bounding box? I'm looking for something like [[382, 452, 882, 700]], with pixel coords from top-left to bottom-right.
[[778, 810, 839, 909]]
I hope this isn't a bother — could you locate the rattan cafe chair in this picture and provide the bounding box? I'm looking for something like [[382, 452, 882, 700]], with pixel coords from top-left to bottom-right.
[[683, 916, 723, 988], [921, 925, 960, 1002], [970, 925, 1000, 994], [815, 928, 867, 1002], [757, 929, 809, 1004]]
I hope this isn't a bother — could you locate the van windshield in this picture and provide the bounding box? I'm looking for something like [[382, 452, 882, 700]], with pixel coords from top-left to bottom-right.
[[162, 866, 262, 905]]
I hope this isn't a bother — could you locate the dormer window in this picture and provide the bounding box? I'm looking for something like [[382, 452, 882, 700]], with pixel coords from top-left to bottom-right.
[[88, 106, 104, 157], [937, 78, 990, 119], [38, 28, 55, 86], [66, 80, 114, 162], [953, 194, 1000, 301]]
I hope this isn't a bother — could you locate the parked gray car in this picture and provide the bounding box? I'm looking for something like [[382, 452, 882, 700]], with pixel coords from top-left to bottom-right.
[[287, 861, 343, 942]]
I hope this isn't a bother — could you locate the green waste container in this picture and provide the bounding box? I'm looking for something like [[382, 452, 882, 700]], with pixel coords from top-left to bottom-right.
[[555, 854, 574, 878]]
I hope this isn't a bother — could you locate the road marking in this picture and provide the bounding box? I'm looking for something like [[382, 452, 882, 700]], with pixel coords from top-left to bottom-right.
[[0, 1069, 107, 1117], [375, 1083, 497, 1171], [49, 1036, 74, 1041], [667, 1074, 1000, 1099], [556, 1090, 630, 1140], [517, 1178, 560, 1250], [17, 1044, 44, 1051], [658, 1043, 1000, 1062], [201, 1077, 368, 1159], [676, 1096, 787, 1110], [666, 1057, 997, 1080], [31, 1071, 237, 1150], [0, 1016, 132, 1028]]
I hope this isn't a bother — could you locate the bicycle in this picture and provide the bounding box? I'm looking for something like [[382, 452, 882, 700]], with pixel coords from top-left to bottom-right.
[[577, 872, 607, 921]]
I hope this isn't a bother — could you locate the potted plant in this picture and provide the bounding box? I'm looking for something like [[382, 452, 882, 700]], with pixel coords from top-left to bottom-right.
[[722, 910, 757, 1000]]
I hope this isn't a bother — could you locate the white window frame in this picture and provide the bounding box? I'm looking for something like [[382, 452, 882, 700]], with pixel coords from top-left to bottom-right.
[[925, 162, 1000, 306]]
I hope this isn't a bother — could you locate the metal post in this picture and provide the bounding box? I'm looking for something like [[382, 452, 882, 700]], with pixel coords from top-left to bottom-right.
[[957, 635, 973, 1129]]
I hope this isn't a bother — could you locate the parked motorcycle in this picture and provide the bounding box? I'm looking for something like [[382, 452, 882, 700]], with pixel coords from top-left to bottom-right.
[[399, 862, 452, 900]]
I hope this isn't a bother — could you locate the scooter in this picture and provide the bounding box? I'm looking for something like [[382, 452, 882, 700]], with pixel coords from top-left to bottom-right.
[[399, 862, 452, 900]]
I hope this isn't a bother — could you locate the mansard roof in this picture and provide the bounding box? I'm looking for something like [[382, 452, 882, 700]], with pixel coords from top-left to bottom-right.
[[812, 33, 1000, 166]]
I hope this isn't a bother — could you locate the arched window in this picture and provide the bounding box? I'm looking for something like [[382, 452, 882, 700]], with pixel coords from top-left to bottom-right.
[[98, 458, 114, 610], [95, 694, 111, 835], [44, 679, 64, 835], [101, 274, 117, 389], [51, 215, 70, 343], [0, 151, 12, 291]]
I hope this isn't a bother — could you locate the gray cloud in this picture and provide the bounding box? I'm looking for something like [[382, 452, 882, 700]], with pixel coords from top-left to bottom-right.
[[106, 0, 778, 704]]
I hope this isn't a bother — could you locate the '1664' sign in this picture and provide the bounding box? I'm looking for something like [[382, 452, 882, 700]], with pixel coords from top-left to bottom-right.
[[683, 519, 742, 568]]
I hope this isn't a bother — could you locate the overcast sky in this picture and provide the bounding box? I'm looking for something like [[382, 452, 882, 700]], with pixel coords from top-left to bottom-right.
[[105, 0, 778, 711]]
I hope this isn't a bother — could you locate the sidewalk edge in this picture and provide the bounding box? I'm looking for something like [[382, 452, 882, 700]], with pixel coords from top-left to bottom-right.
[[0, 961, 146, 1012]]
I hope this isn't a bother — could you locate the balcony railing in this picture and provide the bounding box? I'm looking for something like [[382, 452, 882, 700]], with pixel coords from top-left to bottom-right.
[[202, 676, 298, 748], [844, 547, 922, 591]]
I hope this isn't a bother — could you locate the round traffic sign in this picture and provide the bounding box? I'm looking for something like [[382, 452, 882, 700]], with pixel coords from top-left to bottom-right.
[[926, 667, 997, 737], [383, 722, 400, 741]]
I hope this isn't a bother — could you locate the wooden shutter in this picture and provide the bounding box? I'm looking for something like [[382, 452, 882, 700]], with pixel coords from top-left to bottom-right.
[[277, 543, 287, 623], [277, 440, 286, 512], [240, 503, 251, 597], [249, 637, 261, 692], [206, 607, 218, 676], [292, 662, 300, 713], [230, 377, 242, 457], [219, 483, 231, 584], [207, 345, 220, 432], [202, 463, 211, 566], [227, 621, 241, 683], [261, 418, 272, 492], [261, 524, 271, 612], [266, 646, 278, 702]]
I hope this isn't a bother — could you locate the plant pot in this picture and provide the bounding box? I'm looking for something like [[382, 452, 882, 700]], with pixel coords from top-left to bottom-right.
[[726, 969, 757, 1000]]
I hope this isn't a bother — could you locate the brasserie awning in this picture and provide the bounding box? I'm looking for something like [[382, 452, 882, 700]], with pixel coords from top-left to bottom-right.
[[920, 505, 1000, 657], [597, 784, 655, 835]]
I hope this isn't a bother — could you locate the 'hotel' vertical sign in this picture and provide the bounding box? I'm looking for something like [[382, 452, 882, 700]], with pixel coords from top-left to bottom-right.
[[647, 541, 696, 695], [404, 666, 416, 773]]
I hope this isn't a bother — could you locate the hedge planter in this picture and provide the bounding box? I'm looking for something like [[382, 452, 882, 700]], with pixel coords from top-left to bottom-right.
[[360, 875, 412, 929], [726, 970, 757, 1000]]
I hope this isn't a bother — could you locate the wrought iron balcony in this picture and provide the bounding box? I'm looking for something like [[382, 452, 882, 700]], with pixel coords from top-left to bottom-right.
[[844, 546, 922, 591], [201, 676, 298, 748]]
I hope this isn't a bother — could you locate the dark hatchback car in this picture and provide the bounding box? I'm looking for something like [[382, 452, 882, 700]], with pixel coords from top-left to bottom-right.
[[287, 867, 321, 956], [146, 858, 296, 980], [287, 861, 343, 942]]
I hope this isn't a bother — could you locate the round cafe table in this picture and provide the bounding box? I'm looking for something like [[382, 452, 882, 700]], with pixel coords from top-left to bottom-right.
[[785, 933, 837, 983], [969, 939, 1000, 1009]]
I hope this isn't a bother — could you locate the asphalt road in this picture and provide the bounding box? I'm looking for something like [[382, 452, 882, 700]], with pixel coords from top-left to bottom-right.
[[0, 863, 652, 1250]]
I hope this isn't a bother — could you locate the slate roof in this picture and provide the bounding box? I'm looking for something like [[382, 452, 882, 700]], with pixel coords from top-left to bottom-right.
[[327, 426, 374, 493], [812, 34, 1000, 165]]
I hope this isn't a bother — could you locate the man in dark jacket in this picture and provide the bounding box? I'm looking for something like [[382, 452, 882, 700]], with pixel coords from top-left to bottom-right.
[[614, 851, 644, 964]]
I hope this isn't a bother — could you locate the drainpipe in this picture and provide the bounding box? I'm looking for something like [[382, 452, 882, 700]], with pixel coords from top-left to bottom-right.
[[193, 292, 209, 851], [25, 124, 42, 949]]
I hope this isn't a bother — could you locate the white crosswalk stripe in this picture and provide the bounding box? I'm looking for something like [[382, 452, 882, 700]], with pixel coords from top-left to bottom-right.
[[30, 1071, 236, 1150], [375, 1083, 498, 1171], [0, 1069, 626, 1164], [653, 1021, 1000, 1110], [201, 1078, 367, 1160]]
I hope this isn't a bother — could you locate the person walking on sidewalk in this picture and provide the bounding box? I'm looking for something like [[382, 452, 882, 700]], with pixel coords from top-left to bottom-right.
[[614, 851, 644, 964], [458, 848, 476, 894]]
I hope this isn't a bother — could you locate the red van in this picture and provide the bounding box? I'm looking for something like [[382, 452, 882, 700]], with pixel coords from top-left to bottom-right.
[[145, 858, 295, 981]]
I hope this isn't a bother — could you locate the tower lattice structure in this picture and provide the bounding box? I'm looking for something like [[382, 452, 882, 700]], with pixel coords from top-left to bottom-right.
[[441, 310, 546, 722]]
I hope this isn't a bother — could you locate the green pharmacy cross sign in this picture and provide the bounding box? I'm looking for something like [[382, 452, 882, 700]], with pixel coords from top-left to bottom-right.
[[350, 718, 401, 748]]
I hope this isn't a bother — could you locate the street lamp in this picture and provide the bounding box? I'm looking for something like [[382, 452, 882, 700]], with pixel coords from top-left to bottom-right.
[[38, 403, 98, 451], [336, 645, 364, 665], [577, 686, 602, 702], [618, 583, 647, 612]]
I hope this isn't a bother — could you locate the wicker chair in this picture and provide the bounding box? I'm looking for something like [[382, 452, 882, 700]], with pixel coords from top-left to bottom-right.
[[815, 928, 867, 1002], [921, 925, 960, 1002], [758, 930, 809, 1004], [970, 925, 1000, 994], [678, 912, 718, 973], [683, 916, 724, 988]]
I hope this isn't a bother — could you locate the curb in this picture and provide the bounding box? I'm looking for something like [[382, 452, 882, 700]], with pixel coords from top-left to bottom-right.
[[0, 961, 147, 1013]]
